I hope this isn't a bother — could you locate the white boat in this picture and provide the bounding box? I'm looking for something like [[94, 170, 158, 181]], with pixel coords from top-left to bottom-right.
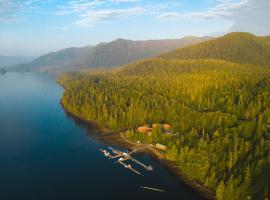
[[118, 157, 124, 161]]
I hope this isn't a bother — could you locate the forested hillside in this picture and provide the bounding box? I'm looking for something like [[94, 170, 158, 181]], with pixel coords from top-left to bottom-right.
[[59, 33, 270, 200], [9, 36, 210, 72], [162, 32, 270, 66]]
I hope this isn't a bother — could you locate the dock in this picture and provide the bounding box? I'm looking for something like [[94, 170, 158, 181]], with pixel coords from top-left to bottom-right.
[[117, 160, 141, 175], [99, 146, 153, 175]]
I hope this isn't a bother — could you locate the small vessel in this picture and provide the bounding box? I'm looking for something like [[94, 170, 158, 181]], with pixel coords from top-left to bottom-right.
[[140, 186, 165, 192], [118, 157, 124, 161]]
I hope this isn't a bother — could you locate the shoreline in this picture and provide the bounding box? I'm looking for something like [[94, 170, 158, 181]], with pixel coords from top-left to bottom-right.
[[62, 105, 216, 200], [119, 132, 216, 200]]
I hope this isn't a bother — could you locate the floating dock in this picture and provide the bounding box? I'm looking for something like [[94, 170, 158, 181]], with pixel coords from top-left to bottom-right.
[[100, 146, 153, 175]]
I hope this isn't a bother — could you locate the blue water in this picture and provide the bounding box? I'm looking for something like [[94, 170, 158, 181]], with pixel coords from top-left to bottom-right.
[[0, 72, 202, 200]]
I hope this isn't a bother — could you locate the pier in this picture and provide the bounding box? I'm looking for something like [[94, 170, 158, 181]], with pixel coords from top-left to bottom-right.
[[100, 146, 153, 175]]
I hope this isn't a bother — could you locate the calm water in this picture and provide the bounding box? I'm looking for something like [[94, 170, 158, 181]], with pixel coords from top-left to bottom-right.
[[0, 72, 202, 200]]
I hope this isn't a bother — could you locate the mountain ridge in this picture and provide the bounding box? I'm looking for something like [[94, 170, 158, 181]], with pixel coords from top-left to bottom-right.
[[7, 36, 211, 72], [161, 32, 270, 66]]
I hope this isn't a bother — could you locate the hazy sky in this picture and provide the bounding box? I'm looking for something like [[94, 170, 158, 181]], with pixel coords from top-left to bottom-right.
[[0, 0, 269, 57]]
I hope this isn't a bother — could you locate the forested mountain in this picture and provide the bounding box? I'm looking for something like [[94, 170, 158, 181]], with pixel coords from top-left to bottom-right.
[[8, 36, 210, 72], [0, 55, 33, 67], [59, 32, 270, 200], [86, 37, 210, 68], [162, 32, 270, 66], [8, 46, 95, 72], [31, 46, 95, 71]]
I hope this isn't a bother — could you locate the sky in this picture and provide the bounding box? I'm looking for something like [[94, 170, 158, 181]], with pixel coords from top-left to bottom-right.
[[0, 0, 269, 57]]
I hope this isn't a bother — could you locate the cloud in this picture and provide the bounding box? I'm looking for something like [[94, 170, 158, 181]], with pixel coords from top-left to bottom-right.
[[158, 12, 180, 20], [159, 0, 247, 20], [75, 7, 146, 27], [0, 0, 24, 22], [229, 0, 270, 35], [159, 0, 270, 35], [0, 0, 43, 23], [183, 0, 248, 19], [109, 0, 141, 2], [46, 25, 71, 31], [55, 0, 105, 16], [188, 0, 270, 35], [55, 0, 169, 27]]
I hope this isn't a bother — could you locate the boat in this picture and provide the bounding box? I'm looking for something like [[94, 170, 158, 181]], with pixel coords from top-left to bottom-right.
[[118, 157, 124, 161], [140, 186, 165, 192]]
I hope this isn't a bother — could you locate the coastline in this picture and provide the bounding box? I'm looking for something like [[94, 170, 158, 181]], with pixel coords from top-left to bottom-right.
[[119, 132, 216, 200], [62, 105, 216, 200]]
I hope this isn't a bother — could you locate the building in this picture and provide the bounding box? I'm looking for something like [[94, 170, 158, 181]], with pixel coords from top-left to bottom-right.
[[163, 124, 171, 130], [136, 125, 152, 134], [137, 123, 172, 135], [152, 123, 171, 130]]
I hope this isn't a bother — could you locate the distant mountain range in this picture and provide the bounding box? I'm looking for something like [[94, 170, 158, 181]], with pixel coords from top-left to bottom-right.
[[0, 55, 34, 68], [7, 36, 211, 72]]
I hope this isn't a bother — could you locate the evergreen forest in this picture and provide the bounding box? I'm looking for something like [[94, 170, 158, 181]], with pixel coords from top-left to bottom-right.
[[59, 32, 270, 200]]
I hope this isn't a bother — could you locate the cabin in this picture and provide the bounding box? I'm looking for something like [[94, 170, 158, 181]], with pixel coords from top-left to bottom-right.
[[163, 124, 171, 130], [136, 125, 152, 134], [152, 123, 171, 130], [137, 123, 172, 135], [155, 143, 167, 151]]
